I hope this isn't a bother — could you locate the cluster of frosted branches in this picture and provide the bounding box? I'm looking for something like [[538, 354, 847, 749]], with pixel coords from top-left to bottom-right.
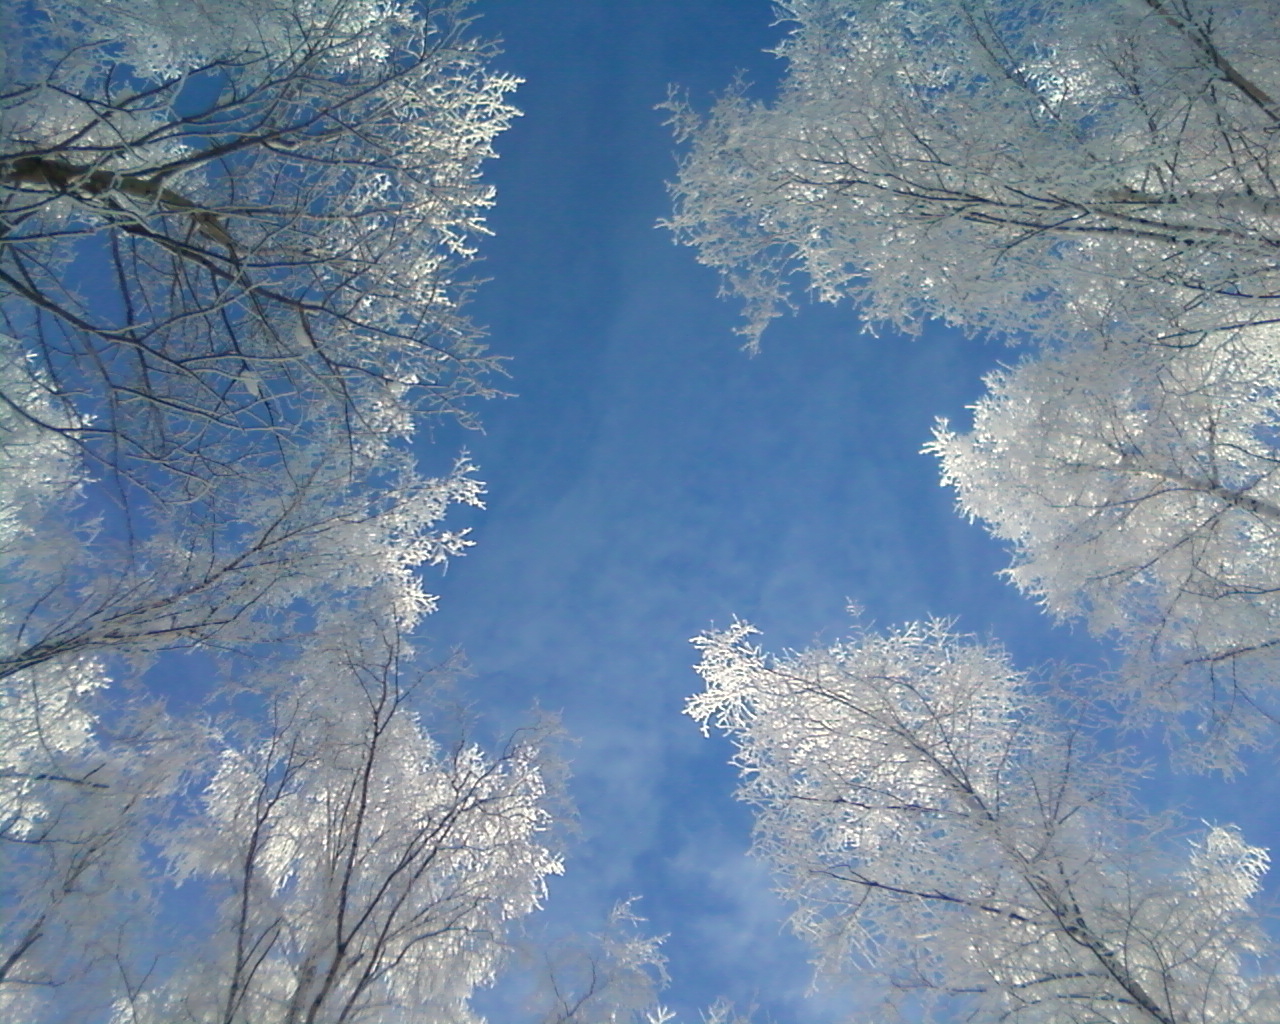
[[0, 0, 518, 671], [2, 0, 517, 496], [673, 2, 1280, 1012], [117, 634, 563, 1024], [667, 0, 1280, 351], [520, 900, 676, 1024], [930, 326, 1280, 768], [0, 3, 571, 1023], [691, 620, 1280, 1023], [0, 428, 484, 683], [670, 0, 1280, 761]]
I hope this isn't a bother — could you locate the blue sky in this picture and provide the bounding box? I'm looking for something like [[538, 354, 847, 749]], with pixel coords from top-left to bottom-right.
[[409, 1, 1280, 1020]]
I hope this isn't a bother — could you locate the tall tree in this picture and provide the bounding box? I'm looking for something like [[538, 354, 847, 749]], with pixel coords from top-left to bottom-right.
[[689, 619, 1280, 1023], [665, 0, 1280, 350], [1, 5, 568, 1022], [0, 373, 549, 1021]]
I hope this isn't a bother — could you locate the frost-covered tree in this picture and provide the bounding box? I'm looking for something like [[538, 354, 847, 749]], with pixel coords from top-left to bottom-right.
[[689, 619, 1280, 1023], [928, 328, 1280, 768], [0, 382, 504, 1015], [0, 615, 564, 1024], [666, 0, 1280, 350], [0, 398, 547, 1022], [113, 627, 563, 1024], [3, 0, 516, 498], [668, 0, 1280, 761], [1, 8, 555, 1017]]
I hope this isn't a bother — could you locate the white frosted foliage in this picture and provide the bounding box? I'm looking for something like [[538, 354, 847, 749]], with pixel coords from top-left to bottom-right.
[[929, 328, 1280, 767], [3, 0, 518, 548], [690, 619, 1279, 1023], [667, 0, 1280, 350], [122, 642, 563, 1024]]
